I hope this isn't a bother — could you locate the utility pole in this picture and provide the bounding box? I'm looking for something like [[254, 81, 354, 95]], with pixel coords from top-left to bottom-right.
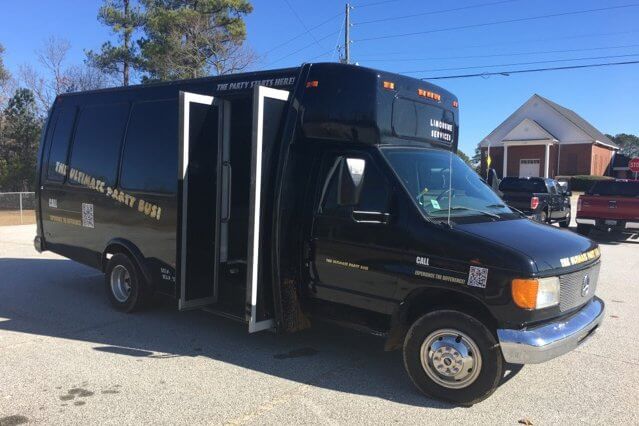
[[344, 3, 351, 64]]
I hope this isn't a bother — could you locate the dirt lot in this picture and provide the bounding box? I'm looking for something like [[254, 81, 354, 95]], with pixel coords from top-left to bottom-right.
[[0, 210, 36, 226]]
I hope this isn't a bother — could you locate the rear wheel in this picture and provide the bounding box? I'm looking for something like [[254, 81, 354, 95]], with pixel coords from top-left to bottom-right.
[[577, 224, 591, 236], [403, 310, 503, 406], [539, 210, 548, 223], [105, 253, 149, 312]]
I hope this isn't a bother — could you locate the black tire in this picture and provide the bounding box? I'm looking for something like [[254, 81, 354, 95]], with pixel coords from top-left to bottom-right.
[[403, 310, 503, 406], [576, 224, 591, 236], [105, 253, 149, 312], [539, 210, 548, 223], [559, 210, 570, 228]]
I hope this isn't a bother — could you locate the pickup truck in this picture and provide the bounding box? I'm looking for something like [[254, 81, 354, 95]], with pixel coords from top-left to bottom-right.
[[499, 177, 571, 227], [576, 179, 639, 235]]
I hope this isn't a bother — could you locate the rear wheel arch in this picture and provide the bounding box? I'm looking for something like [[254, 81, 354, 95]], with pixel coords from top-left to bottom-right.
[[102, 239, 152, 287], [385, 286, 498, 351]]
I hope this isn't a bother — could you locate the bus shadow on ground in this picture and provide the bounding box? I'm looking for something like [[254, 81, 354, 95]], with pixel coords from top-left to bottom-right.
[[0, 257, 524, 409]]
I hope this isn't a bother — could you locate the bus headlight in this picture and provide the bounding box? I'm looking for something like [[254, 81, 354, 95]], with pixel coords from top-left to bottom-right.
[[512, 277, 560, 310]]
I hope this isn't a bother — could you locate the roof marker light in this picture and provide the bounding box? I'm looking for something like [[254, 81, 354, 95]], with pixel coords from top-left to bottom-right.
[[383, 81, 395, 90], [452, 100, 459, 108], [418, 89, 441, 102]]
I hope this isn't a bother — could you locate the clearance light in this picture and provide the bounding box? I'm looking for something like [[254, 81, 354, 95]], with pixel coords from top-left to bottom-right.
[[452, 100, 459, 108], [417, 89, 441, 102], [512, 277, 559, 310], [383, 81, 395, 90], [306, 80, 319, 88]]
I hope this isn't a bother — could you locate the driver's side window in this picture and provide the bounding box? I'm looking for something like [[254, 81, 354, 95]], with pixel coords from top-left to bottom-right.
[[319, 153, 390, 217]]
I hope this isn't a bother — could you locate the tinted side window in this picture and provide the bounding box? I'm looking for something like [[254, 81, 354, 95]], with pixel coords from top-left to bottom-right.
[[319, 155, 390, 215], [120, 99, 178, 193], [68, 103, 129, 187], [320, 158, 341, 215], [357, 161, 390, 212], [46, 106, 77, 182]]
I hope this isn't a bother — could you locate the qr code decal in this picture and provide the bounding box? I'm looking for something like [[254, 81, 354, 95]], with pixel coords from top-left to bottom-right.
[[81, 203, 94, 228], [467, 266, 488, 288]]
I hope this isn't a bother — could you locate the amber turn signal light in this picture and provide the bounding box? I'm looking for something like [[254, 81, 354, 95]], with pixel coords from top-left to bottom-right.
[[511, 279, 539, 310]]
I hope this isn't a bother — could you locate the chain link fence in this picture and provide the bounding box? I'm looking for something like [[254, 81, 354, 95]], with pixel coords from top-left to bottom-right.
[[0, 192, 36, 225]]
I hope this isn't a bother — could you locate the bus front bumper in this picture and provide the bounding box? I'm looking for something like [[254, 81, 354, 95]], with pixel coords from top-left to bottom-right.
[[497, 297, 605, 364]]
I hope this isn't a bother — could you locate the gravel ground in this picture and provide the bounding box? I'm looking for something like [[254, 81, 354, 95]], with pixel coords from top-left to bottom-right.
[[0, 223, 638, 425]]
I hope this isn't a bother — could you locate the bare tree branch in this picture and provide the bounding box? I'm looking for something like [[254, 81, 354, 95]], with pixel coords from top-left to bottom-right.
[[20, 37, 111, 116]]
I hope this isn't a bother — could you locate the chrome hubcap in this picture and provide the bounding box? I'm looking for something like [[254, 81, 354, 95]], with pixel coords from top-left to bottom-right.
[[110, 265, 132, 303], [420, 329, 482, 389]]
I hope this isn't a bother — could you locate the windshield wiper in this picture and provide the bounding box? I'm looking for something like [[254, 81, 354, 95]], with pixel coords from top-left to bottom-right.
[[448, 206, 500, 219]]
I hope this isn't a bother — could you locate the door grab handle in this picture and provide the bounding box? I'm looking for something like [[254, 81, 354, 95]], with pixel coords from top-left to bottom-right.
[[222, 162, 232, 221], [352, 210, 390, 224]]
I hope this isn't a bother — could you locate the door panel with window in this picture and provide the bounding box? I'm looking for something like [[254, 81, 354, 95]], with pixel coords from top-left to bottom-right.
[[310, 151, 400, 310]]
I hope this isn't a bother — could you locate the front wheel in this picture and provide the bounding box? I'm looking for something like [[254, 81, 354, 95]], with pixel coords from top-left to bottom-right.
[[403, 310, 504, 405]]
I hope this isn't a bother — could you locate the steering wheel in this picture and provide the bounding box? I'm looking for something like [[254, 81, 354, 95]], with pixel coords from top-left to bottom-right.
[[436, 188, 456, 203]]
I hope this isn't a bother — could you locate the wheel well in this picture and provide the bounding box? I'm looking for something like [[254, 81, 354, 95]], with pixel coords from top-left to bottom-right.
[[102, 244, 131, 272], [102, 242, 152, 286], [384, 288, 498, 351]]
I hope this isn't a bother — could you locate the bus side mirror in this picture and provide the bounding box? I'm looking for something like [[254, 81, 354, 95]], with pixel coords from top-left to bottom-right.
[[338, 158, 366, 206]]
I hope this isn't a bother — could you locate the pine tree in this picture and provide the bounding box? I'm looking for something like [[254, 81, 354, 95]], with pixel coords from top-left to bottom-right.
[[0, 89, 42, 191], [87, 0, 145, 86], [139, 0, 254, 81]]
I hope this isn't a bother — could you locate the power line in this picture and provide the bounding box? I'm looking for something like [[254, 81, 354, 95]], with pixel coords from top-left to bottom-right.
[[354, 3, 639, 42], [282, 0, 325, 50], [354, 30, 639, 58], [360, 43, 639, 63], [354, 0, 400, 9], [421, 60, 639, 80], [401, 53, 639, 74], [268, 30, 342, 66], [331, 10, 347, 61], [263, 12, 342, 55], [354, 0, 523, 25]]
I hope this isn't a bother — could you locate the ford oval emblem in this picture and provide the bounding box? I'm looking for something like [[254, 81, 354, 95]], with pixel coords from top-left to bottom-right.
[[581, 275, 590, 297]]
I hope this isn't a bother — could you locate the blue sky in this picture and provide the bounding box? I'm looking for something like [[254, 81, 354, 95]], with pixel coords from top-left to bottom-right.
[[1, 0, 638, 155]]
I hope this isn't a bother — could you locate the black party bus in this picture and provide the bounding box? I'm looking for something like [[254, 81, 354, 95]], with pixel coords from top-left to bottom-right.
[[34, 62, 604, 404]]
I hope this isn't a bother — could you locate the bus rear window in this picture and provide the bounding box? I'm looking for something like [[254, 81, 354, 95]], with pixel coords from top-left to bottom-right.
[[589, 180, 639, 197], [392, 98, 455, 144]]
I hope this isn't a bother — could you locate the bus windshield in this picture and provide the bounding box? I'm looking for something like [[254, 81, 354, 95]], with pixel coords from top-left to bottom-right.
[[381, 147, 512, 220]]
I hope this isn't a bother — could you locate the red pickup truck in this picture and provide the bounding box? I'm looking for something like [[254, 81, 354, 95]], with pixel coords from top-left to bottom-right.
[[576, 179, 639, 235]]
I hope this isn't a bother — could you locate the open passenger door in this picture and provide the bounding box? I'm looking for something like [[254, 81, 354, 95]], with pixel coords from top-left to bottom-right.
[[246, 86, 290, 332], [178, 91, 230, 310]]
